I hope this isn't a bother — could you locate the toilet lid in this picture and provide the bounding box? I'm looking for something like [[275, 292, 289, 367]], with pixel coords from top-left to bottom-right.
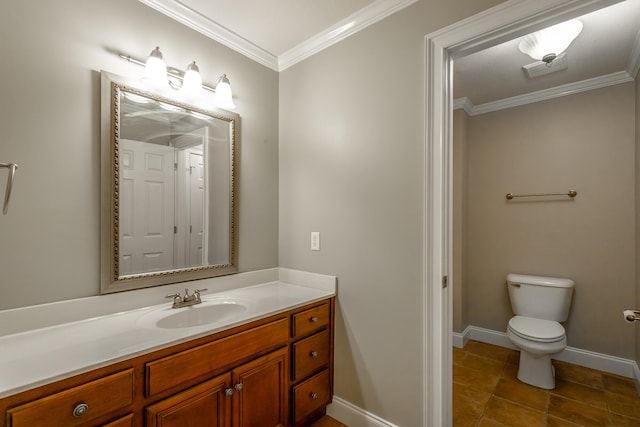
[[508, 316, 565, 343]]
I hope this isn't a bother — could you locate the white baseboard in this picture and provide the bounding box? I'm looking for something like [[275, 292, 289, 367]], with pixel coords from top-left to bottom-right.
[[457, 325, 640, 381], [327, 396, 398, 427]]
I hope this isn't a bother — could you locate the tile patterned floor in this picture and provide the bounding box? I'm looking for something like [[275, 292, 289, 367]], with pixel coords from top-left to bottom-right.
[[454, 340, 640, 426]]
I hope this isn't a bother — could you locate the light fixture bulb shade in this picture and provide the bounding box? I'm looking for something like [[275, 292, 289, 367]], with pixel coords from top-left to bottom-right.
[[213, 74, 236, 109], [143, 47, 169, 88], [518, 19, 583, 61], [181, 61, 203, 95]]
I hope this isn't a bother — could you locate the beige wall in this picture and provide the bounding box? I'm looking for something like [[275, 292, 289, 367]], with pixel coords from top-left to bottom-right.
[[0, 0, 279, 309], [465, 83, 636, 358], [279, 1, 504, 424], [453, 109, 469, 333]]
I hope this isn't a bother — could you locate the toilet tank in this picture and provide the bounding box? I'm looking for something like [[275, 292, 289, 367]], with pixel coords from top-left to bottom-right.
[[507, 273, 575, 322]]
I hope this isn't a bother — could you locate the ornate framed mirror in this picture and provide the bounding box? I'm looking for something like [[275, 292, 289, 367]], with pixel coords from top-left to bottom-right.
[[100, 71, 238, 293]]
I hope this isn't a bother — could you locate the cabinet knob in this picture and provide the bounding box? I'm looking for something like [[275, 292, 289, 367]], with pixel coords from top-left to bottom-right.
[[310, 316, 318, 323], [225, 388, 234, 397], [310, 351, 318, 358], [235, 383, 243, 391], [72, 403, 89, 418], [310, 392, 319, 399]]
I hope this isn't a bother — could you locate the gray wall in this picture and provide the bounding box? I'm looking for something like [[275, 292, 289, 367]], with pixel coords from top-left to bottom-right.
[[0, 0, 279, 309], [279, 1, 504, 425], [453, 109, 470, 333], [464, 83, 636, 359], [636, 73, 640, 367]]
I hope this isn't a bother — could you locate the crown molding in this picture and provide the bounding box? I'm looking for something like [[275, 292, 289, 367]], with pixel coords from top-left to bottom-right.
[[628, 26, 640, 79], [278, 0, 418, 71], [454, 70, 633, 116], [138, 0, 280, 71], [138, 0, 417, 72], [452, 97, 474, 116]]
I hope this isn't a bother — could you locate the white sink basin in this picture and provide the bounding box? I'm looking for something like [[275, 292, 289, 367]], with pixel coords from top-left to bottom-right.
[[139, 298, 250, 329]]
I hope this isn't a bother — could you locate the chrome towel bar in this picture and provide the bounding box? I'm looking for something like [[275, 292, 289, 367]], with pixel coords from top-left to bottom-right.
[[0, 162, 18, 214], [506, 190, 577, 200]]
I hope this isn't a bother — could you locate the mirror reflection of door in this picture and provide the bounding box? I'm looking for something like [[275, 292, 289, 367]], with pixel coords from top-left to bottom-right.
[[119, 139, 176, 275], [174, 127, 209, 269]]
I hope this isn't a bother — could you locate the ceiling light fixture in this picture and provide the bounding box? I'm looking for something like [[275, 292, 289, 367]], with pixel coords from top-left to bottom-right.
[[118, 47, 236, 109], [518, 19, 583, 65]]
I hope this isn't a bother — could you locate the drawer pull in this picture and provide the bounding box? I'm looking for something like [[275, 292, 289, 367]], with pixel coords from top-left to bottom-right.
[[310, 316, 318, 323], [72, 403, 89, 418], [310, 351, 318, 358], [225, 388, 234, 397], [234, 383, 243, 392], [310, 392, 319, 399]]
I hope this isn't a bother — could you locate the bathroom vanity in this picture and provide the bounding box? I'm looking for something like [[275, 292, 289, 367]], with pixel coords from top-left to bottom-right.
[[0, 278, 335, 427]]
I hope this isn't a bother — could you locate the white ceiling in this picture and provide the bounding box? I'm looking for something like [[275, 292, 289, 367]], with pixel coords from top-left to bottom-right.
[[140, 0, 640, 111], [139, 0, 417, 71], [453, 0, 640, 114], [178, 0, 375, 57]]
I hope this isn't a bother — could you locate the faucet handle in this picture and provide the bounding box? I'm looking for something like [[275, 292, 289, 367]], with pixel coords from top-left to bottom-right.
[[165, 292, 181, 299], [194, 288, 208, 294]]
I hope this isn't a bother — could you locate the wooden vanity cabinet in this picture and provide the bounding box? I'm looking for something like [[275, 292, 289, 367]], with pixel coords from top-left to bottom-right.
[[289, 302, 334, 426], [0, 297, 334, 427], [145, 348, 288, 427]]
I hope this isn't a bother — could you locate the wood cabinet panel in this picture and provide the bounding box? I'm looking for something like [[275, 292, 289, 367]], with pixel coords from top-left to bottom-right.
[[146, 318, 288, 397], [291, 304, 329, 339], [7, 369, 133, 427], [102, 413, 134, 427], [292, 330, 330, 381], [145, 374, 231, 427], [231, 347, 287, 427], [291, 369, 331, 425]]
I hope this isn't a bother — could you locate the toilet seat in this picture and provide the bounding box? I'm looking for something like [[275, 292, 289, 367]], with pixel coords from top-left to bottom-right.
[[508, 316, 565, 343]]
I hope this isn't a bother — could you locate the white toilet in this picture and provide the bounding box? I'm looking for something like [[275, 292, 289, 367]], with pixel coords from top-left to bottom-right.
[[506, 273, 575, 389]]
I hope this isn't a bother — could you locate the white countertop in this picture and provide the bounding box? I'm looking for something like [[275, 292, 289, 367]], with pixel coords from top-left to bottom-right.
[[0, 275, 335, 398]]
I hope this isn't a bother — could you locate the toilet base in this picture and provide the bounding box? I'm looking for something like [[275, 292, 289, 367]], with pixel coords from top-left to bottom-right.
[[517, 351, 556, 389]]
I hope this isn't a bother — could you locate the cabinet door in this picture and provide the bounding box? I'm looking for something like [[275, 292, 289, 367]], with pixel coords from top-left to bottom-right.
[[146, 373, 231, 427], [231, 347, 288, 427]]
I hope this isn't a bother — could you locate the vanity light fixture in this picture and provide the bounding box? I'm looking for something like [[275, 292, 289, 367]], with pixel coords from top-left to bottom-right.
[[212, 74, 236, 110], [180, 61, 203, 96], [118, 47, 235, 109], [518, 19, 583, 65], [142, 46, 170, 89]]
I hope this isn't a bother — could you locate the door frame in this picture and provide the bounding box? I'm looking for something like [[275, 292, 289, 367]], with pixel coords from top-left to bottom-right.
[[422, 0, 621, 425]]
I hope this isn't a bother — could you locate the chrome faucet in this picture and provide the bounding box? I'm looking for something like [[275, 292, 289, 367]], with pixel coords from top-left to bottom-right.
[[166, 288, 208, 309]]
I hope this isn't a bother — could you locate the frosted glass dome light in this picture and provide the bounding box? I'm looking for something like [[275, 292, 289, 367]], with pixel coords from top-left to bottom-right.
[[142, 46, 170, 89], [181, 61, 203, 96], [518, 20, 583, 64], [213, 74, 236, 110]]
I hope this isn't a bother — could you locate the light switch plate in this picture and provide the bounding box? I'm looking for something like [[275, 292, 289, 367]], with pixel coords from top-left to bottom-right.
[[311, 231, 320, 251]]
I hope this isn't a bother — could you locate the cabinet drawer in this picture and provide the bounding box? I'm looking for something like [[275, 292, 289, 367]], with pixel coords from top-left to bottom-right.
[[291, 369, 331, 425], [102, 413, 134, 427], [146, 318, 288, 396], [7, 369, 134, 427], [292, 304, 329, 339], [292, 329, 330, 381]]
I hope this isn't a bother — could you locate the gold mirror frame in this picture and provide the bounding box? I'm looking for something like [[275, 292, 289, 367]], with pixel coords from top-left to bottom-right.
[[100, 71, 239, 294]]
